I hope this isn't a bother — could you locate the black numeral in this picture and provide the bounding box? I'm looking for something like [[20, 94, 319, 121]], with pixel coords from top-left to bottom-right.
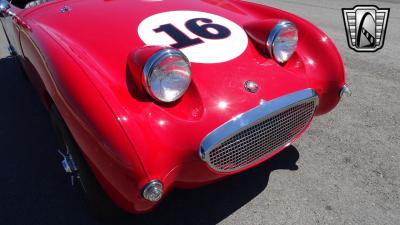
[[185, 18, 231, 39], [153, 18, 231, 49], [153, 24, 203, 49]]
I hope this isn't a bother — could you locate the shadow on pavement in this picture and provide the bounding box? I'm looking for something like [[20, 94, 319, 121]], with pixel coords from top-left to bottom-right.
[[0, 56, 300, 225], [131, 145, 299, 225]]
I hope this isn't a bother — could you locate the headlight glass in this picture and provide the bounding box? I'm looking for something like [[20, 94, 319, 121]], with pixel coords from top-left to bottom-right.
[[142, 180, 163, 202], [143, 48, 192, 103], [267, 21, 298, 63]]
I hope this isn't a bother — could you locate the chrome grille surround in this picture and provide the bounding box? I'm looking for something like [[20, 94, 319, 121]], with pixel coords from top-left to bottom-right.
[[199, 89, 318, 173]]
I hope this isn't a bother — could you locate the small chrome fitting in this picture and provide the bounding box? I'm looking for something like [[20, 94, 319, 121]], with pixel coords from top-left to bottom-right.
[[58, 149, 79, 186], [58, 149, 77, 174], [340, 84, 352, 98], [142, 180, 163, 202]]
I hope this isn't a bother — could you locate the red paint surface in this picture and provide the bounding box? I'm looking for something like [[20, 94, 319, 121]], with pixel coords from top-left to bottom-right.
[[2, 0, 345, 213]]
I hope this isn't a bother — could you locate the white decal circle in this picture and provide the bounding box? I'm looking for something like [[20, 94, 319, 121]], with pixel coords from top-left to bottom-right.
[[138, 11, 248, 64]]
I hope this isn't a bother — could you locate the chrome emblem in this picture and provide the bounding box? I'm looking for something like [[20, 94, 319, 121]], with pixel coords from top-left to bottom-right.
[[244, 80, 258, 93], [59, 5, 71, 13], [342, 5, 390, 52]]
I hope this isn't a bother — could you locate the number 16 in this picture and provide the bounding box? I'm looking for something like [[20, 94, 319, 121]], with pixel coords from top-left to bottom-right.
[[153, 18, 231, 49]]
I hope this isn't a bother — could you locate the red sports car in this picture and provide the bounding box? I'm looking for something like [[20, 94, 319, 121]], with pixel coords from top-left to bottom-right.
[[1, 0, 350, 219]]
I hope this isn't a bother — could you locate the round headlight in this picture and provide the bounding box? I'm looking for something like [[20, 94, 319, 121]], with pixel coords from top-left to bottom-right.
[[143, 48, 192, 103], [142, 180, 163, 202], [266, 21, 298, 63]]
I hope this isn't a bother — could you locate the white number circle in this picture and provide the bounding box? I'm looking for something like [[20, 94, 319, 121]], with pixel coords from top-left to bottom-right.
[[138, 11, 248, 64]]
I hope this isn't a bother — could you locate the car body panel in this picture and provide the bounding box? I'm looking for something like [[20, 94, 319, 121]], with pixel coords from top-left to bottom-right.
[[2, 0, 345, 213]]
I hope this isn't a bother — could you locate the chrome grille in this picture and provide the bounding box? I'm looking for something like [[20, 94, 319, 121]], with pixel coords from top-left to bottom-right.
[[200, 89, 318, 173]]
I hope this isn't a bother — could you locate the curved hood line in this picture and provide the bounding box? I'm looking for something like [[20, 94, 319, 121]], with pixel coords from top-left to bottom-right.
[[38, 23, 150, 177]]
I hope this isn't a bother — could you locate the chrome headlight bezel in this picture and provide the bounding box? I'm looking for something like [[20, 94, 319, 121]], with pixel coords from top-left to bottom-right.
[[143, 48, 192, 103], [266, 20, 298, 63], [142, 180, 163, 202]]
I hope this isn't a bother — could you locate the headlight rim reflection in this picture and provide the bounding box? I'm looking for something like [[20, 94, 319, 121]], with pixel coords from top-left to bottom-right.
[[143, 47, 192, 103], [266, 20, 298, 64]]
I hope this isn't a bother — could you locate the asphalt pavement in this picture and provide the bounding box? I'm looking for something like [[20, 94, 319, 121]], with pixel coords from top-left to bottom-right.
[[0, 25, 9, 58], [0, 0, 399, 225]]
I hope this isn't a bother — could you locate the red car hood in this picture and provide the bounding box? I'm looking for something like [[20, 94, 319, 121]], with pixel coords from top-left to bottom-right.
[[26, 0, 311, 104], [25, 0, 325, 175]]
